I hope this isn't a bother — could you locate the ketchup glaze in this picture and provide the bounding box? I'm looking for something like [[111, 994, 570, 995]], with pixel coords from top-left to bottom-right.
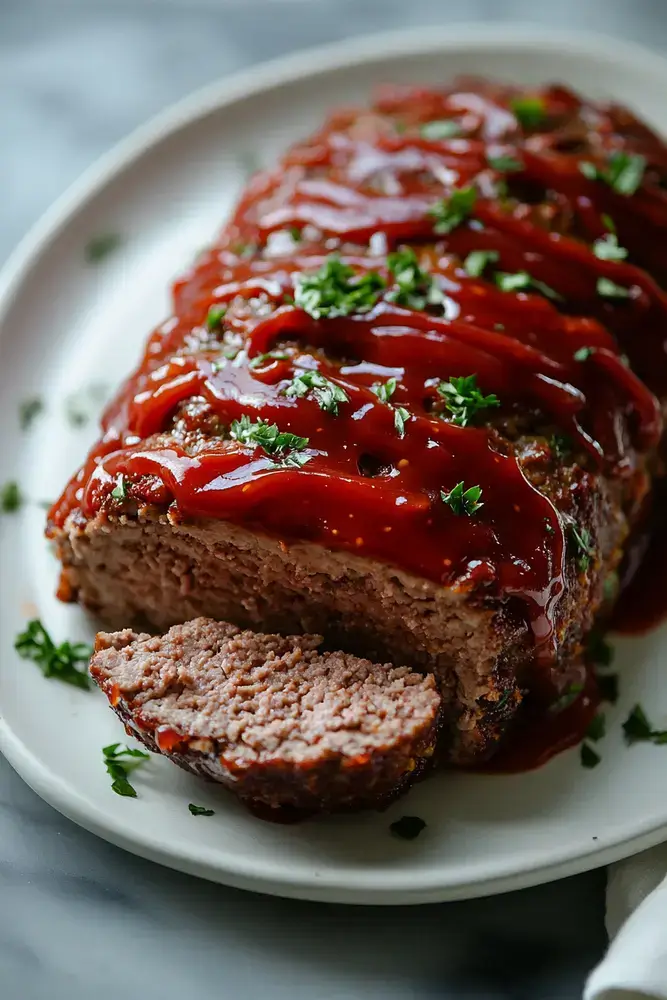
[[50, 80, 667, 768]]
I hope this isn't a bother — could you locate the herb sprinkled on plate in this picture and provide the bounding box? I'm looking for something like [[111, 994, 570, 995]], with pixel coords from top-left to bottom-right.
[[15, 619, 91, 689], [85, 233, 122, 264], [1, 481, 22, 513], [103, 743, 150, 797], [390, 816, 427, 840], [19, 397, 43, 430], [189, 804, 215, 817]]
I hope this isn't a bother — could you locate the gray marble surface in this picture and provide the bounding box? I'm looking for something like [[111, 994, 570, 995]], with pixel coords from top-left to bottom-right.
[[2, 1, 666, 996]]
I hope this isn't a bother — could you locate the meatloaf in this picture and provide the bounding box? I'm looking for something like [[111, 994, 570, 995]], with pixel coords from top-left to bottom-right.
[[90, 618, 441, 813], [49, 78, 667, 768]]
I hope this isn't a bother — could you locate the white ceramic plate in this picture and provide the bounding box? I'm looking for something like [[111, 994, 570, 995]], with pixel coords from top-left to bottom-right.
[[3, 24, 667, 905]]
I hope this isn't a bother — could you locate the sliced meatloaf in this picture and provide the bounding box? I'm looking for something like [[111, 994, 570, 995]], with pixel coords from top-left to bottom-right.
[[90, 618, 441, 813], [50, 78, 667, 769]]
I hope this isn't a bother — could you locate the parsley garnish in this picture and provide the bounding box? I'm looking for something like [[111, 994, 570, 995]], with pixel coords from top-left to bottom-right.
[[249, 350, 290, 369], [597, 277, 630, 299], [189, 803, 215, 816], [495, 270, 562, 301], [386, 247, 443, 310], [622, 704, 667, 745], [441, 481, 483, 516], [437, 374, 500, 427], [586, 713, 606, 742], [1, 481, 22, 513], [230, 415, 310, 467], [389, 816, 427, 840], [103, 743, 150, 797], [488, 154, 522, 172], [549, 433, 571, 459], [463, 249, 499, 278], [429, 187, 477, 234], [579, 151, 646, 196], [15, 619, 91, 689], [372, 378, 411, 438], [586, 631, 614, 667], [111, 475, 127, 501], [574, 347, 595, 362], [597, 673, 619, 705], [284, 370, 349, 415], [593, 233, 628, 262], [581, 743, 601, 769], [293, 256, 386, 318], [85, 233, 122, 263], [420, 120, 462, 140], [510, 96, 546, 129], [570, 524, 594, 571], [206, 305, 227, 331], [19, 397, 43, 430], [289, 226, 302, 241], [550, 682, 584, 713]]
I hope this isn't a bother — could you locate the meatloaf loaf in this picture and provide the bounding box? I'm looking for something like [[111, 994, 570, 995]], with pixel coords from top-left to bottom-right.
[[49, 78, 667, 768], [90, 618, 441, 813]]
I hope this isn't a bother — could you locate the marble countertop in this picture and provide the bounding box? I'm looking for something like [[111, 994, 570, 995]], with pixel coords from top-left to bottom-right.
[[2, 1, 666, 996]]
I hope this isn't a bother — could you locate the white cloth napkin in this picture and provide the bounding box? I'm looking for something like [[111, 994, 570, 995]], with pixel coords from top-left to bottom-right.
[[585, 844, 667, 999]]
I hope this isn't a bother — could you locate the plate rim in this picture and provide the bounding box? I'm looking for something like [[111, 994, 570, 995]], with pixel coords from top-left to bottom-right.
[[4, 21, 667, 904]]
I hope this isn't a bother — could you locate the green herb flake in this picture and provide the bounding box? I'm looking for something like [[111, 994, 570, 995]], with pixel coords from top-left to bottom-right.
[[110, 475, 127, 501], [103, 743, 150, 798], [85, 233, 122, 264], [586, 631, 614, 668], [463, 249, 499, 279], [393, 406, 410, 438], [293, 256, 386, 319], [597, 277, 631, 299], [488, 154, 523, 173], [549, 433, 571, 459], [579, 152, 646, 196], [586, 713, 606, 742], [1, 481, 22, 513], [284, 370, 350, 416], [601, 213, 616, 233], [437, 374, 500, 427], [386, 247, 443, 310], [289, 226, 302, 242], [592, 233, 628, 262], [597, 673, 619, 705], [574, 347, 595, 362], [495, 270, 562, 301], [581, 743, 601, 769], [420, 120, 462, 140], [249, 350, 291, 369], [372, 379, 411, 438], [189, 804, 215, 817], [206, 305, 227, 331], [19, 397, 43, 430], [550, 682, 584, 714], [510, 96, 547, 129], [15, 619, 91, 689], [441, 481, 483, 517], [389, 816, 427, 840], [570, 523, 595, 571], [429, 187, 477, 235], [230, 414, 310, 468], [622, 704, 667, 745]]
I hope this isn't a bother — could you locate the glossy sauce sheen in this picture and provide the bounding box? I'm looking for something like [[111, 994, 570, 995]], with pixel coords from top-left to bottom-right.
[[51, 81, 667, 764]]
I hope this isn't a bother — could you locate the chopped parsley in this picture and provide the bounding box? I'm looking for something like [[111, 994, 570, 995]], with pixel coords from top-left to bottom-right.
[[579, 151, 646, 196], [103, 743, 150, 797], [437, 374, 500, 427], [85, 233, 122, 263], [110, 475, 127, 501], [510, 96, 546, 129], [429, 187, 477, 234], [249, 350, 291, 369], [586, 630, 614, 668], [550, 682, 584, 713], [597, 672, 619, 705], [372, 378, 411, 438], [206, 305, 227, 331], [580, 743, 601, 769], [622, 704, 667, 745], [597, 277, 630, 299], [389, 816, 427, 840], [293, 256, 386, 318], [284, 370, 350, 416], [19, 397, 43, 430], [586, 713, 606, 742], [574, 347, 595, 362], [1, 481, 22, 513], [420, 119, 462, 140], [549, 433, 571, 459], [463, 249, 499, 279], [386, 247, 443, 310], [289, 226, 302, 241], [495, 270, 562, 301], [441, 481, 483, 516], [570, 524, 594, 571], [592, 233, 628, 262], [189, 803, 215, 817], [15, 619, 91, 690], [488, 154, 522, 173], [230, 414, 310, 467]]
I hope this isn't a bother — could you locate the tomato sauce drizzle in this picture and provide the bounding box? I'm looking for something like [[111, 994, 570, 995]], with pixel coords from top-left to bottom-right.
[[50, 80, 667, 770]]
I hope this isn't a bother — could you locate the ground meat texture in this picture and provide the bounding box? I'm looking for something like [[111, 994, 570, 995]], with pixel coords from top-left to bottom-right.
[[90, 618, 441, 814]]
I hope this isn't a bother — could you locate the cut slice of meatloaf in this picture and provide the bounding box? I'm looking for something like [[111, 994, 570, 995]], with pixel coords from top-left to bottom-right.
[[90, 617, 441, 814], [50, 77, 667, 772]]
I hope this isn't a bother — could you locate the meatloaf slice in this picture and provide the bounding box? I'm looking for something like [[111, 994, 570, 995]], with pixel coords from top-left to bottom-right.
[[90, 617, 441, 814]]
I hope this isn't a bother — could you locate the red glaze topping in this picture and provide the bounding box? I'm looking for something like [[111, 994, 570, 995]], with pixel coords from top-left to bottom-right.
[[51, 80, 667, 666]]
